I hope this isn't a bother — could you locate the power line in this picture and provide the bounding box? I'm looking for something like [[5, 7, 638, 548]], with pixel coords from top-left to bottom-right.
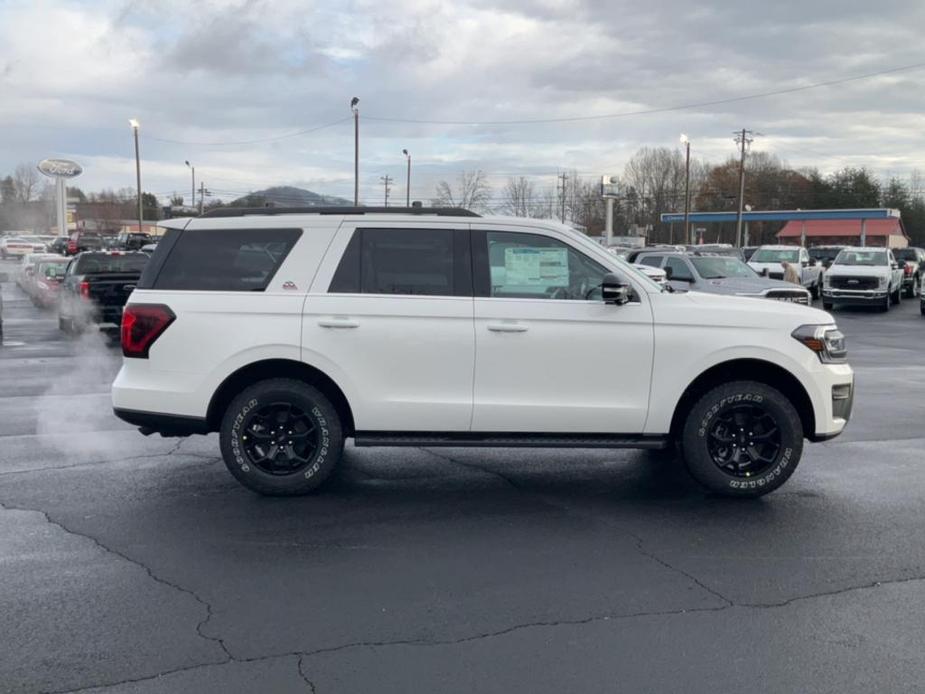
[[143, 116, 352, 147], [362, 61, 925, 126]]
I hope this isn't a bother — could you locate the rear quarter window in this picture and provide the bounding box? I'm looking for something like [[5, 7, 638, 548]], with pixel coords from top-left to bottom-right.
[[150, 228, 301, 291]]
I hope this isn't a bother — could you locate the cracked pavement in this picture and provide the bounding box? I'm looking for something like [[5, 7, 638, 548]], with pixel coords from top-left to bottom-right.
[[2, 261, 925, 693]]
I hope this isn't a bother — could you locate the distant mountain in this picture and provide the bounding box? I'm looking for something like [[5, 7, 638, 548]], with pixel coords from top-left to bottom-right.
[[229, 186, 351, 208]]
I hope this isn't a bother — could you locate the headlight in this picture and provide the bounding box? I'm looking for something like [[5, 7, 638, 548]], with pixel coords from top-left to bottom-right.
[[792, 324, 847, 363], [879, 276, 889, 289], [823, 274, 831, 287]]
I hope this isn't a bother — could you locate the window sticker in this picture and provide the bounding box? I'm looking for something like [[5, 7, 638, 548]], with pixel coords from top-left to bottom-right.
[[503, 247, 569, 287]]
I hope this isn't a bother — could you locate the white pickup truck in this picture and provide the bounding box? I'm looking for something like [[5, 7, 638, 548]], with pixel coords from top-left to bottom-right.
[[821, 246, 904, 312], [748, 245, 824, 299]]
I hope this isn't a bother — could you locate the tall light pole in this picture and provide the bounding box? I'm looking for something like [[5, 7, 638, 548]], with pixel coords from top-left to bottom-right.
[[185, 160, 195, 210], [402, 149, 411, 207], [351, 97, 360, 206], [129, 119, 143, 233], [680, 134, 691, 245]]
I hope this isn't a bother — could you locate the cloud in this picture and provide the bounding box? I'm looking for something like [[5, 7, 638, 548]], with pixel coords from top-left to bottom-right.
[[1, 0, 924, 205]]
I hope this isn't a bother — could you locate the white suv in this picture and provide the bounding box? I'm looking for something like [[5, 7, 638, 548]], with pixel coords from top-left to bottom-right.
[[112, 207, 854, 498]]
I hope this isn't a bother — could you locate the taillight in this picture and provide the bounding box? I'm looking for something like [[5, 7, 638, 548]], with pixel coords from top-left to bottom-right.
[[122, 304, 175, 359], [80, 280, 91, 299], [68, 241, 77, 253], [904, 264, 914, 276]]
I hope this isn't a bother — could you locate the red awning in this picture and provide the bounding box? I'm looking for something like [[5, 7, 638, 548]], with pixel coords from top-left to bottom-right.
[[777, 219, 905, 238]]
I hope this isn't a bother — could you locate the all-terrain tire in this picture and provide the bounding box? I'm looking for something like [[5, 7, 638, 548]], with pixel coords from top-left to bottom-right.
[[220, 378, 344, 496], [681, 381, 803, 498]]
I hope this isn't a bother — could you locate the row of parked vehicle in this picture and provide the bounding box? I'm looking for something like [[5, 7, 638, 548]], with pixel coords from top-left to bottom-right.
[[610, 242, 925, 315], [0, 230, 156, 258], [9, 249, 150, 336]]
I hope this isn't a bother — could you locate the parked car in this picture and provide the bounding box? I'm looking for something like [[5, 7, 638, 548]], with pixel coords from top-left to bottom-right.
[[112, 207, 853, 499], [16, 253, 63, 293], [0, 237, 43, 259], [58, 251, 148, 334], [809, 245, 846, 270], [31, 258, 71, 308], [821, 247, 904, 312], [66, 231, 104, 256], [116, 231, 154, 251], [47, 236, 70, 255], [634, 250, 811, 304], [748, 245, 823, 298], [891, 247, 925, 298], [605, 246, 667, 286], [684, 244, 745, 261], [140, 242, 159, 255]]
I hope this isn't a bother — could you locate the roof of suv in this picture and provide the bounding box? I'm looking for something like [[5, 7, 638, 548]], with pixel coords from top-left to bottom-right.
[[199, 206, 481, 219]]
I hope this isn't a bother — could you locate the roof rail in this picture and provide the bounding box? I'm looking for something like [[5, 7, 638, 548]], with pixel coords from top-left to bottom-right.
[[198, 206, 481, 219]]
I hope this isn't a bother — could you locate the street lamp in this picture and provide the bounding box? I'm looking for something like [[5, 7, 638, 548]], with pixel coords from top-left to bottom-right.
[[402, 149, 411, 208], [680, 134, 691, 245], [129, 119, 143, 234], [185, 160, 195, 210], [351, 97, 359, 206]]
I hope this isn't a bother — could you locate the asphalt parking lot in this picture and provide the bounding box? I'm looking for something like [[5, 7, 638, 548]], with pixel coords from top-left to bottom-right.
[[2, 257, 925, 694]]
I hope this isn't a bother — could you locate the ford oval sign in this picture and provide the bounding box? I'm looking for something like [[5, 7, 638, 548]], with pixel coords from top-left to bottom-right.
[[37, 159, 83, 178]]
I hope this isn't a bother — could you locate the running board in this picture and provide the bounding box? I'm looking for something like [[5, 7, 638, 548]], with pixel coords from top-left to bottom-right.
[[353, 432, 668, 449]]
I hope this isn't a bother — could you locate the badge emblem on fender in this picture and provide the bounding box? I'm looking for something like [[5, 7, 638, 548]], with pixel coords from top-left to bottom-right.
[[282, 281, 298, 290]]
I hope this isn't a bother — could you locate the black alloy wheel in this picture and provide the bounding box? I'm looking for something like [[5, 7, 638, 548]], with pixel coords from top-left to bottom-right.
[[705, 403, 781, 478], [239, 401, 321, 476]]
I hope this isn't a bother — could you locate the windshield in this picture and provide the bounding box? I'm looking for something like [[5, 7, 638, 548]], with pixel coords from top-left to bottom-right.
[[74, 253, 148, 273], [751, 248, 800, 263], [809, 247, 843, 262], [691, 256, 757, 279], [833, 249, 888, 266], [36, 260, 69, 277]]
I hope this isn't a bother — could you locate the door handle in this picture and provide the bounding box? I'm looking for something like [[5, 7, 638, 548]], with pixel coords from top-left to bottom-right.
[[487, 322, 528, 333], [318, 318, 359, 329]]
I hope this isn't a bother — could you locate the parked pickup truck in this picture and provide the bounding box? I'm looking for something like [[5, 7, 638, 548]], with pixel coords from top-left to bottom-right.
[[748, 245, 823, 298], [821, 247, 904, 312], [58, 251, 149, 334]]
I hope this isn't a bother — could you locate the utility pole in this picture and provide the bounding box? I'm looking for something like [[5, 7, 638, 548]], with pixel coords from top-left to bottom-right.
[[198, 181, 210, 215], [734, 128, 759, 247], [680, 134, 691, 244], [351, 97, 360, 206], [402, 149, 411, 207], [129, 119, 143, 234], [185, 160, 195, 210], [380, 175, 393, 207], [557, 172, 568, 223]]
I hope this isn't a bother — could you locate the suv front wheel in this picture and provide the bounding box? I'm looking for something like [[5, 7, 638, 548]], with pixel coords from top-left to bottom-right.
[[681, 381, 803, 497], [219, 378, 343, 496]]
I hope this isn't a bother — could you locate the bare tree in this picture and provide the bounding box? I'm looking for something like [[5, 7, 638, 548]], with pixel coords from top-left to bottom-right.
[[501, 176, 535, 217], [433, 170, 492, 212], [621, 147, 687, 242], [13, 162, 40, 202]]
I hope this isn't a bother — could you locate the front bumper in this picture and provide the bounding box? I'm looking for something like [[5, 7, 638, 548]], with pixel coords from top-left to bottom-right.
[[806, 362, 854, 442], [822, 288, 887, 305]]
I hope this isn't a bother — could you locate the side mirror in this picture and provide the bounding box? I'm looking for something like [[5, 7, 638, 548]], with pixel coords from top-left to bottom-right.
[[891, 262, 899, 270], [601, 273, 631, 305], [809, 258, 817, 266]]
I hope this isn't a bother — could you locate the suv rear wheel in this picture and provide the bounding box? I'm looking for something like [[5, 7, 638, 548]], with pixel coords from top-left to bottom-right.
[[681, 381, 803, 497], [219, 378, 343, 496]]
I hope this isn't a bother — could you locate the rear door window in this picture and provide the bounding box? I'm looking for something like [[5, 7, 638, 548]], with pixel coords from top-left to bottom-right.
[[151, 228, 301, 291], [328, 228, 470, 297]]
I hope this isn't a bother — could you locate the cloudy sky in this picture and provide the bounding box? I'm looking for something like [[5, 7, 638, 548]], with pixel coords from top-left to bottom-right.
[[1, 0, 924, 205]]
